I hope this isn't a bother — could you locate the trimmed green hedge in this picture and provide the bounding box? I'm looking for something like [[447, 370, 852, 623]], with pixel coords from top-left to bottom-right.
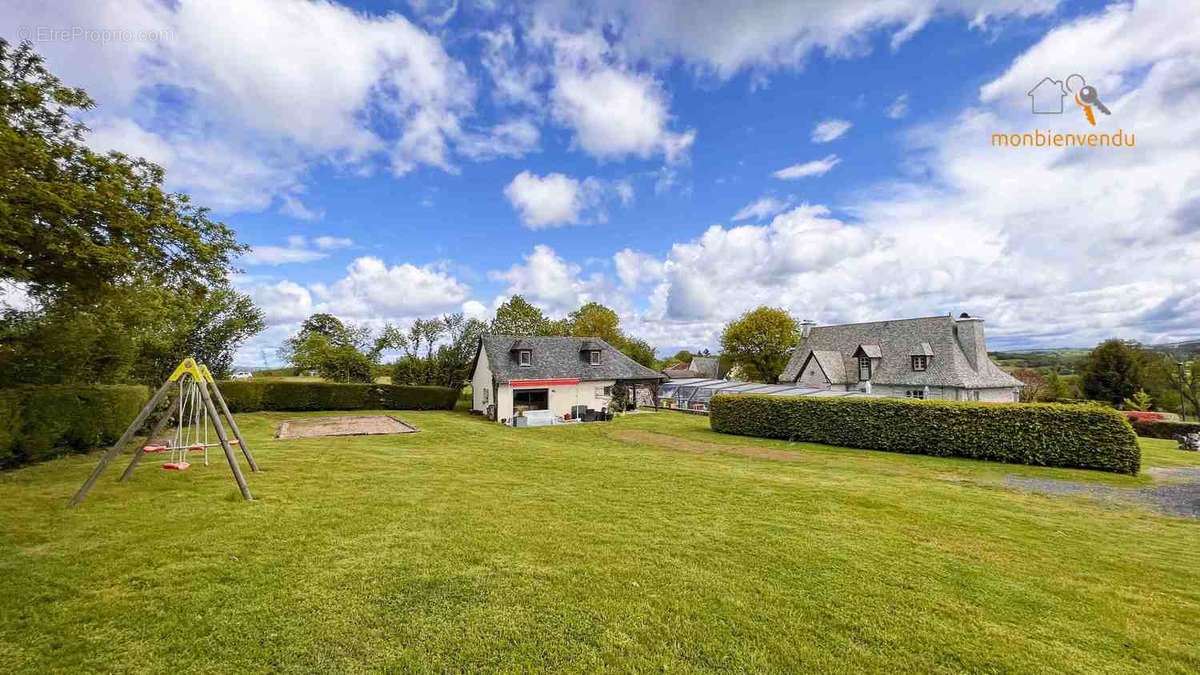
[[216, 380, 458, 413], [0, 385, 150, 469], [1130, 418, 1200, 441], [709, 394, 1140, 474]]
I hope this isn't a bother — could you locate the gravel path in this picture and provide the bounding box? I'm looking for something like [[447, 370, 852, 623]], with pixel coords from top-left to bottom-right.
[[1005, 467, 1200, 518]]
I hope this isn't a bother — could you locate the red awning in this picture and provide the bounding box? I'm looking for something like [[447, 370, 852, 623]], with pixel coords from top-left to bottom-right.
[[510, 378, 581, 388]]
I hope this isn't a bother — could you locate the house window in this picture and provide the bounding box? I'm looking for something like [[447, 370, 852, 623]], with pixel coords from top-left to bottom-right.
[[858, 356, 871, 381], [911, 355, 928, 371], [589, 350, 601, 365], [905, 390, 925, 400], [594, 386, 614, 397], [518, 350, 532, 366]]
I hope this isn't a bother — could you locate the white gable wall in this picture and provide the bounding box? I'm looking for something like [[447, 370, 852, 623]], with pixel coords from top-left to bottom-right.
[[471, 346, 492, 413]]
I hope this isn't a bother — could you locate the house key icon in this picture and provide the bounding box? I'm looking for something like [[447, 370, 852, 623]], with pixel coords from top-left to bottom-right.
[[1075, 85, 1110, 126]]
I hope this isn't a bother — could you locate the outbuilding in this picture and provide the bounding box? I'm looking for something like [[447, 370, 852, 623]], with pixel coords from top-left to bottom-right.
[[470, 335, 665, 424]]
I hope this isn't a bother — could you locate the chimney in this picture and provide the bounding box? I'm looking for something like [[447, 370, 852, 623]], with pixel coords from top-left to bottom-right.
[[799, 319, 816, 339], [954, 313, 986, 371]]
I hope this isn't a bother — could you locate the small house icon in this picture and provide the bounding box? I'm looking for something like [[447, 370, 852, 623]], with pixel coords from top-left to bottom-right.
[[1027, 77, 1066, 114]]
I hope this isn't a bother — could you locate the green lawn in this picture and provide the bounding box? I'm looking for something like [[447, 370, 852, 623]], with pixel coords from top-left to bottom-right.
[[1, 411, 1198, 672]]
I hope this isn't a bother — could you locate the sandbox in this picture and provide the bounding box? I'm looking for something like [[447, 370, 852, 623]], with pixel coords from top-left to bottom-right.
[[275, 415, 418, 439]]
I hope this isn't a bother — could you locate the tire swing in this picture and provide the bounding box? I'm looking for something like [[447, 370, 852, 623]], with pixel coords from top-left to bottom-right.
[[68, 358, 259, 506]]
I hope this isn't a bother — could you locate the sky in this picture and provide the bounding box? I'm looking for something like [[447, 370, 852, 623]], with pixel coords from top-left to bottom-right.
[[3, 0, 1198, 366]]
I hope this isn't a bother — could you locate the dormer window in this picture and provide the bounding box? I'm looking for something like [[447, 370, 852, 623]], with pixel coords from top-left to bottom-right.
[[858, 356, 871, 381], [518, 349, 532, 366], [589, 350, 601, 365], [911, 355, 928, 371]]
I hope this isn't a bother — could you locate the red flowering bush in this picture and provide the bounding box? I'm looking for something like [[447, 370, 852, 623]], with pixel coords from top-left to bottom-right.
[[1126, 411, 1165, 422]]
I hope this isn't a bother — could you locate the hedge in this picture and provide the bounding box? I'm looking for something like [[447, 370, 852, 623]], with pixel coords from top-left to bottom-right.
[[0, 385, 150, 469], [1130, 418, 1200, 441], [709, 394, 1141, 474], [215, 380, 459, 413]]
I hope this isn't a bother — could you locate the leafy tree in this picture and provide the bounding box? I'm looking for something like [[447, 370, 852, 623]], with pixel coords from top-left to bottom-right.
[[1081, 339, 1145, 405], [490, 295, 550, 335], [568, 302, 622, 344], [618, 337, 656, 368], [0, 40, 244, 302], [1122, 389, 1153, 412], [280, 313, 379, 382], [663, 349, 693, 368], [719, 306, 801, 383], [1159, 359, 1199, 421], [0, 282, 262, 385], [1013, 368, 1046, 402]]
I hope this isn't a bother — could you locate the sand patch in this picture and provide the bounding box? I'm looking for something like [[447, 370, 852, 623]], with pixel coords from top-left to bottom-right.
[[276, 415, 417, 439], [609, 430, 802, 462]]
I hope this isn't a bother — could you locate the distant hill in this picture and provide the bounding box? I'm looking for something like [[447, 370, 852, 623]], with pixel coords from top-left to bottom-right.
[[989, 348, 1090, 373], [992, 340, 1200, 372]]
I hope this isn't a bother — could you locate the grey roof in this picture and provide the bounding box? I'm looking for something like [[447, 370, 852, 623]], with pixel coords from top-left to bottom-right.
[[477, 335, 665, 384], [779, 315, 1022, 389]]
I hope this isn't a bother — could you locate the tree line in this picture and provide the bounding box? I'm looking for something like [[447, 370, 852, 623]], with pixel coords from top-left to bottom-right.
[[279, 295, 660, 388]]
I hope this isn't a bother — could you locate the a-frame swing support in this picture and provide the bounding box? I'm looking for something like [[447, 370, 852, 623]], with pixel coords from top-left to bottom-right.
[[69, 358, 259, 507]]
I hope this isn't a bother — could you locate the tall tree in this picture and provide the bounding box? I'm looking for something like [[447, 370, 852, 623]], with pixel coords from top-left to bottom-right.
[[1081, 339, 1145, 406], [0, 40, 245, 302], [491, 295, 550, 335], [719, 306, 801, 383], [568, 302, 622, 344]]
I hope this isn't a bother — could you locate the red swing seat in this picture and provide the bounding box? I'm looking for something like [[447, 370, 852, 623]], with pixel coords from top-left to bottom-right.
[[142, 445, 169, 454], [163, 461, 191, 471]]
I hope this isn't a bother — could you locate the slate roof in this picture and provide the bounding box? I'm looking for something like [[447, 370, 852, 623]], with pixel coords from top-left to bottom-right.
[[476, 335, 665, 384], [779, 315, 1023, 389]]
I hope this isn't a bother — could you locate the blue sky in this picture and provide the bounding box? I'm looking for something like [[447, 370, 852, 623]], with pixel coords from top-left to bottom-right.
[[4, 0, 1198, 365]]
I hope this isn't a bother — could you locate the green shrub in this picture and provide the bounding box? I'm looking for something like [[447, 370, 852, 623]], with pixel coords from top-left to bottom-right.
[[1, 385, 149, 468], [709, 395, 1140, 474], [0, 390, 22, 466], [1130, 418, 1200, 441], [216, 381, 458, 413]]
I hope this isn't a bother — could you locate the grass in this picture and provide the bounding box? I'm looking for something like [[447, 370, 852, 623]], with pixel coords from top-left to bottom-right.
[[1, 411, 1198, 672]]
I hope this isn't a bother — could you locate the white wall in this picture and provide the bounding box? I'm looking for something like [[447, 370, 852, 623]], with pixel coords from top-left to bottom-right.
[[471, 347, 492, 413], [496, 380, 616, 424]]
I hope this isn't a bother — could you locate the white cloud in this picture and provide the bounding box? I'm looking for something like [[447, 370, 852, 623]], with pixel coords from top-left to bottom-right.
[[0, 281, 35, 312], [248, 280, 314, 324], [279, 195, 324, 222], [551, 65, 695, 162], [811, 118, 852, 143], [3, 0, 477, 212], [311, 257, 470, 319], [611, 2, 1200, 349], [773, 154, 841, 179], [243, 236, 353, 266], [456, 118, 541, 160], [886, 93, 910, 119], [314, 236, 353, 250], [732, 195, 792, 221], [613, 249, 665, 289], [490, 245, 617, 315], [534, 1, 1058, 80], [480, 24, 545, 107], [504, 171, 598, 228]]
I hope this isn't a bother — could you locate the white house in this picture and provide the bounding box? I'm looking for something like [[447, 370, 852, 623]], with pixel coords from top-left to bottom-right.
[[777, 313, 1024, 402], [470, 336, 665, 424]]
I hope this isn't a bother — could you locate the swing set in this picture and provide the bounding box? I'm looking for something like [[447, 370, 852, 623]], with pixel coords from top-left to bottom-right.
[[69, 357, 259, 506]]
